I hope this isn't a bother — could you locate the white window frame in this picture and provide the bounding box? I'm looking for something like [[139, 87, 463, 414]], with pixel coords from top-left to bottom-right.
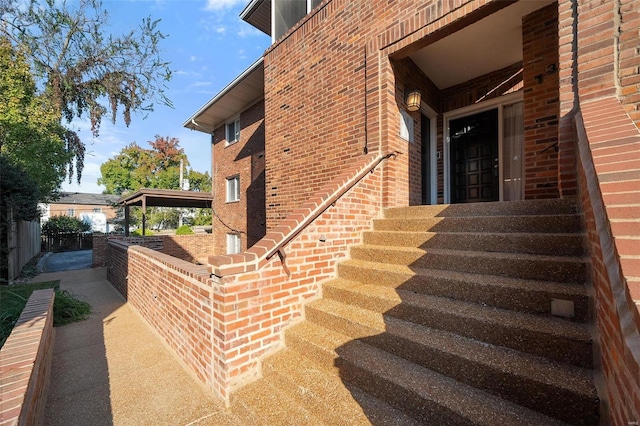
[[225, 118, 240, 146], [67, 208, 75, 216], [226, 175, 240, 203], [226, 233, 241, 254]]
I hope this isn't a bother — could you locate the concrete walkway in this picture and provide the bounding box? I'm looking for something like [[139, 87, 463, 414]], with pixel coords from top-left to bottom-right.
[[31, 268, 238, 425]]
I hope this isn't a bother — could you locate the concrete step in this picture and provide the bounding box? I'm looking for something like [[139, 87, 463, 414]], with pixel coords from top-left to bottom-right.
[[230, 378, 326, 425], [373, 214, 582, 233], [300, 296, 598, 424], [337, 261, 590, 321], [262, 349, 423, 426], [384, 199, 578, 218], [308, 289, 593, 368], [286, 321, 567, 425], [350, 245, 587, 284], [363, 230, 586, 256]]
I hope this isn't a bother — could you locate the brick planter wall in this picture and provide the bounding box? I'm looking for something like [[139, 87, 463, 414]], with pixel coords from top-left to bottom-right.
[[0, 289, 55, 425]]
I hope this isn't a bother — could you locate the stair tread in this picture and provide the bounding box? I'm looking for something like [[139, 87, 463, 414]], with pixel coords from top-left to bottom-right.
[[316, 282, 591, 342], [288, 321, 566, 426], [264, 348, 423, 426], [231, 377, 327, 426], [383, 199, 578, 218], [366, 229, 585, 237], [306, 295, 596, 398], [340, 259, 588, 296], [355, 244, 587, 263]]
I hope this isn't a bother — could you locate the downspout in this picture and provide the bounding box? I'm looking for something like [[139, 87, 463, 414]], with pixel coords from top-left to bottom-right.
[[613, 0, 622, 99]]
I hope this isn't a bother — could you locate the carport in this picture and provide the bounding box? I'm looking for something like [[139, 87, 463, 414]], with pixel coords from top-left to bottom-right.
[[118, 188, 213, 236]]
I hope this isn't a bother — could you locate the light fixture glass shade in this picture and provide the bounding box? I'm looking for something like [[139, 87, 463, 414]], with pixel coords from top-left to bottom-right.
[[406, 89, 422, 112]]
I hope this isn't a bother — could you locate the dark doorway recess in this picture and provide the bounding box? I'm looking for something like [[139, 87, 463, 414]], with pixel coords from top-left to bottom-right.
[[450, 108, 499, 203]]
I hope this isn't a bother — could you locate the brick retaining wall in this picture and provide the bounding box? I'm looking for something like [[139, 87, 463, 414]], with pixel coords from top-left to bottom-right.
[[0, 289, 55, 425]]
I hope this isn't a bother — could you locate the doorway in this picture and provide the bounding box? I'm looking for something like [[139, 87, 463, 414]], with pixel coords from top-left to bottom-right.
[[449, 109, 499, 203]]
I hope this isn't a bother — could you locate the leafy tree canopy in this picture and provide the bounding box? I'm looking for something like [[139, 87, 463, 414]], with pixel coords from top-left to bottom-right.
[[99, 135, 211, 195], [0, 0, 172, 192], [0, 38, 73, 199]]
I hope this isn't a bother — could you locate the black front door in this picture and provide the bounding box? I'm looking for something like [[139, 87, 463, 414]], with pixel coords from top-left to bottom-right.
[[450, 109, 499, 203]]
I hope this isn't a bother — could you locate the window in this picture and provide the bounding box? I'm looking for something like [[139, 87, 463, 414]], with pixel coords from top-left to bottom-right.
[[226, 176, 240, 202], [400, 110, 415, 143], [226, 119, 240, 145], [67, 208, 75, 216], [273, 0, 322, 41], [93, 208, 102, 213], [226, 233, 241, 254]]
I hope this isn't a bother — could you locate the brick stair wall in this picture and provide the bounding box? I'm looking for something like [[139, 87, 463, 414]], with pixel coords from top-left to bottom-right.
[[0, 289, 55, 426], [576, 96, 640, 424]]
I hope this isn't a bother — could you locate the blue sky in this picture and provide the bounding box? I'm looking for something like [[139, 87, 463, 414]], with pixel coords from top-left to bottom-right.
[[61, 0, 271, 194]]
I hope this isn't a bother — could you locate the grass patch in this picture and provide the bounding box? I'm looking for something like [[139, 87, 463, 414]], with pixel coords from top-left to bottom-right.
[[0, 281, 92, 348]]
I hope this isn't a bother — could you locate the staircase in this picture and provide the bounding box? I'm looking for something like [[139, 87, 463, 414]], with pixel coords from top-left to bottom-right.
[[226, 199, 600, 425]]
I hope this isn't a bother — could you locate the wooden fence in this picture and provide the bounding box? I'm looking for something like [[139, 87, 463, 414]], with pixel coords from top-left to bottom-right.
[[7, 213, 41, 281], [41, 232, 93, 253]]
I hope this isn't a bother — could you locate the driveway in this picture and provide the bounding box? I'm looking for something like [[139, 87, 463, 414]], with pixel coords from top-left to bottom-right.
[[38, 250, 93, 273]]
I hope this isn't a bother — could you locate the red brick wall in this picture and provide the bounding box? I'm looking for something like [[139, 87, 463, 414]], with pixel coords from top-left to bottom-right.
[[105, 154, 386, 403], [522, 4, 561, 199], [0, 289, 54, 425], [618, 0, 640, 126], [207, 159, 383, 402], [94, 234, 214, 267], [576, 98, 640, 425], [263, 0, 500, 225], [160, 234, 215, 264], [106, 241, 214, 388], [212, 100, 266, 253]]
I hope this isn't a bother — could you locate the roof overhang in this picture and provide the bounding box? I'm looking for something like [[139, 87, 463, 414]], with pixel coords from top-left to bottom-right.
[[118, 188, 213, 209], [183, 57, 265, 134], [240, 0, 271, 36]]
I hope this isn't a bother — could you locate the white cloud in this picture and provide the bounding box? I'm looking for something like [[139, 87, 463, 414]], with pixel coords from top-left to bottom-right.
[[191, 81, 213, 88], [215, 26, 227, 35], [237, 26, 263, 38], [204, 0, 245, 11], [189, 55, 198, 62]]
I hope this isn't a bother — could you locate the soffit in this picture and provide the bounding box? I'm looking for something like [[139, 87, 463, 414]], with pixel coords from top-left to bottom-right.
[[183, 58, 264, 134], [409, 0, 555, 89], [240, 0, 272, 36]]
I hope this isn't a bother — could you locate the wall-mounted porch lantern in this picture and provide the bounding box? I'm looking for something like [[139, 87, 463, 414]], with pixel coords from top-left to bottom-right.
[[405, 89, 422, 112]]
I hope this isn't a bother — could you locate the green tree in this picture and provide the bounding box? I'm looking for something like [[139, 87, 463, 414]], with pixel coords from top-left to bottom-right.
[[0, 0, 172, 187], [0, 38, 72, 199], [42, 216, 91, 236]]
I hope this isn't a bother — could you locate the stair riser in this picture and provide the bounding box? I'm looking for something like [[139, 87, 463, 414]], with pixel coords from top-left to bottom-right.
[[334, 358, 469, 425], [391, 304, 592, 369], [305, 305, 592, 369], [362, 332, 598, 424], [350, 247, 587, 284], [336, 265, 590, 321], [363, 231, 586, 256], [384, 199, 579, 218], [373, 215, 582, 233]]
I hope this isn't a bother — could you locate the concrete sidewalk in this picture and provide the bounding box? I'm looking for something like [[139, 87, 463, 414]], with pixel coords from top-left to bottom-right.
[[31, 268, 239, 426]]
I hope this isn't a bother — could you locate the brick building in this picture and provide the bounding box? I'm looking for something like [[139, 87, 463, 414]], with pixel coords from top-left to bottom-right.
[[41, 192, 120, 229], [184, 59, 266, 255], [101, 0, 639, 423]]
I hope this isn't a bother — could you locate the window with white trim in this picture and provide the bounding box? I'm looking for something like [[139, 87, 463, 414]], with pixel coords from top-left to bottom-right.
[[226, 233, 241, 254], [226, 175, 240, 202], [67, 208, 75, 216], [226, 118, 240, 145]]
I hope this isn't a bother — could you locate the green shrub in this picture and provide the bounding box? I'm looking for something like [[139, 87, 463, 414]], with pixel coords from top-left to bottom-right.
[[175, 225, 194, 235], [42, 215, 90, 236], [0, 281, 92, 348], [130, 228, 154, 236]]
